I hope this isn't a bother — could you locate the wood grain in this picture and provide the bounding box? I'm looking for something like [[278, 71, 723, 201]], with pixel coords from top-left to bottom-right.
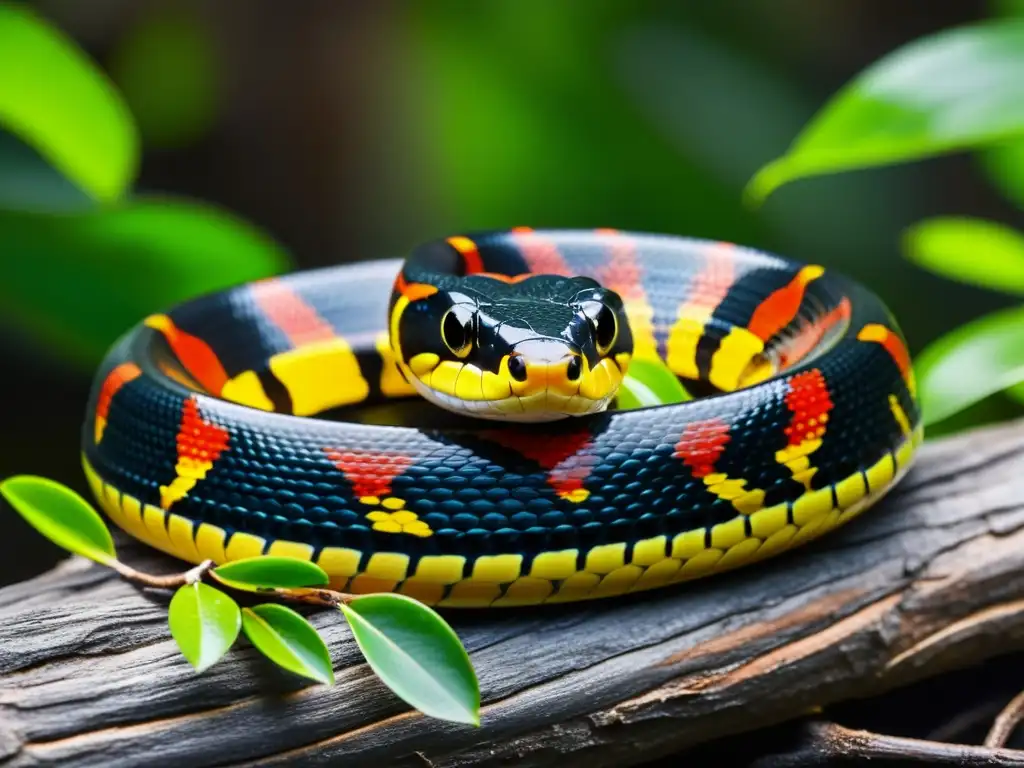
[[3, 419, 1024, 767]]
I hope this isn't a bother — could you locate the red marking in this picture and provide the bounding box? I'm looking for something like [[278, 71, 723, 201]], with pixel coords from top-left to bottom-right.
[[394, 273, 439, 301], [447, 235, 485, 275], [680, 244, 737, 315], [176, 396, 230, 464], [777, 297, 852, 368], [250, 279, 336, 347], [482, 429, 598, 498], [747, 266, 823, 342], [673, 419, 731, 478], [782, 369, 833, 446], [324, 448, 414, 499], [95, 363, 142, 422], [510, 228, 573, 277], [594, 231, 646, 303], [858, 324, 912, 384], [146, 315, 229, 394]]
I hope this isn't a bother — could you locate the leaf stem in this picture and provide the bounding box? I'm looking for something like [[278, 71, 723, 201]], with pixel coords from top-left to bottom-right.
[[110, 558, 215, 589], [205, 572, 356, 607]]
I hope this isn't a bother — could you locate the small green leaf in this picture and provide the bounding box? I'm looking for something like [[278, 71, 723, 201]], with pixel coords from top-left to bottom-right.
[[903, 217, 1024, 294], [0, 475, 116, 565], [340, 594, 480, 726], [213, 556, 329, 591], [241, 604, 334, 685], [168, 582, 240, 673], [0, 2, 138, 202], [745, 19, 1024, 204], [617, 358, 692, 410], [914, 303, 1024, 427]]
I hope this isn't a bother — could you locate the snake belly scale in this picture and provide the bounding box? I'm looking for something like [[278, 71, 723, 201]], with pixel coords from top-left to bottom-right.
[[81, 229, 921, 608]]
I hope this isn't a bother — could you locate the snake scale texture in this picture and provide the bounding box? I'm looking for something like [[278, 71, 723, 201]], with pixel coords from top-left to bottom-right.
[[81, 229, 921, 607]]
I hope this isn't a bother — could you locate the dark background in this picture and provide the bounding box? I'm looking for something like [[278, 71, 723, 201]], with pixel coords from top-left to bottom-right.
[[1, 0, 1018, 584]]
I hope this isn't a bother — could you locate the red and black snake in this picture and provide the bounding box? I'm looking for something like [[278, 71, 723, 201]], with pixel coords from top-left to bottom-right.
[[81, 229, 921, 607]]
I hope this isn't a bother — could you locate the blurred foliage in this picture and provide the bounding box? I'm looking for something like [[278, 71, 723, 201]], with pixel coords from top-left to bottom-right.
[[107, 2, 218, 150], [750, 14, 1024, 435], [0, 199, 287, 367], [0, 1, 288, 370], [913, 304, 1024, 427], [3, 0, 1024, 438], [402, 2, 916, 275], [746, 19, 1024, 205], [0, 2, 136, 202]]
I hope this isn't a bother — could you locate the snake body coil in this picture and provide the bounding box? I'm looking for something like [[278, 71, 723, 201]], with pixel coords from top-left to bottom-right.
[[81, 229, 921, 607]]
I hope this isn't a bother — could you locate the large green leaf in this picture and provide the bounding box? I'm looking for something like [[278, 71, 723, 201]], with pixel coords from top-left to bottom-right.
[[746, 19, 1024, 204], [914, 303, 1024, 427], [213, 556, 329, 592], [0, 197, 289, 367], [0, 474, 116, 565], [241, 604, 334, 685], [339, 594, 480, 725], [903, 217, 1024, 294], [0, 2, 137, 202], [168, 582, 240, 673], [617, 358, 692, 410]]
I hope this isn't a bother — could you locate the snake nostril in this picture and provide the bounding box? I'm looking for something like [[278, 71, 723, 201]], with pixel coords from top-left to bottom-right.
[[508, 355, 528, 382], [565, 356, 582, 382]]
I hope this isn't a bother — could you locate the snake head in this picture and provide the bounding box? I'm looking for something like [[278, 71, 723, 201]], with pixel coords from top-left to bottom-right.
[[390, 275, 634, 422]]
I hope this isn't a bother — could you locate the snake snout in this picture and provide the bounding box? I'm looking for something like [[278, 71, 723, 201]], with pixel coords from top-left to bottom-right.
[[508, 340, 585, 396]]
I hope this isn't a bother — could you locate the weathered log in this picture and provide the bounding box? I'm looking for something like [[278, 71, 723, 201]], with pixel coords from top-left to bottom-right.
[[3, 419, 1024, 767]]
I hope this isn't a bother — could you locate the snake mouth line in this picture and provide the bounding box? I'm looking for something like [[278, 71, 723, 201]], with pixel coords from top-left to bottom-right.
[[400, 354, 627, 421], [406, 374, 614, 421]]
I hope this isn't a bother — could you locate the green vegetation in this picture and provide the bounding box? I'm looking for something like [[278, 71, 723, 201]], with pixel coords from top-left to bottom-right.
[[0, 474, 481, 725], [748, 14, 1024, 432], [4, 0, 1024, 735]]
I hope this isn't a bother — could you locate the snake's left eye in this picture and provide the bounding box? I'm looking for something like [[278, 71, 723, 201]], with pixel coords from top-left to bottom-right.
[[441, 305, 475, 358], [582, 301, 618, 356]]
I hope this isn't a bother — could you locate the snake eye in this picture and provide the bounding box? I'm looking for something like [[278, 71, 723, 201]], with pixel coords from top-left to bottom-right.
[[441, 305, 475, 358], [582, 302, 618, 356]]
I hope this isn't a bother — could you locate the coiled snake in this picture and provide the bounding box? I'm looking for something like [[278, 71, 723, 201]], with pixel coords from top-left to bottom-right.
[[82, 229, 921, 607]]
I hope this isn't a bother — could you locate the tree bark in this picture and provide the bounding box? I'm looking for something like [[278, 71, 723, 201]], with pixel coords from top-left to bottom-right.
[[3, 419, 1024, 767]]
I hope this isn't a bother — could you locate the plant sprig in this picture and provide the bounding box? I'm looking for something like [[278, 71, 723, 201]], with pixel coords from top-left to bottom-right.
[[0, 474, 481, 726]]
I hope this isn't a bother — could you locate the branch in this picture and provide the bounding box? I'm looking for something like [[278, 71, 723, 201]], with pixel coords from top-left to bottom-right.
[[750, 721, 1024, 767], [4, 418, 1024, 766]]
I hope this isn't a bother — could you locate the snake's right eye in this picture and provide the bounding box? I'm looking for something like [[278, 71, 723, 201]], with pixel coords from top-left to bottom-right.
[[441, 306, 475, 358]]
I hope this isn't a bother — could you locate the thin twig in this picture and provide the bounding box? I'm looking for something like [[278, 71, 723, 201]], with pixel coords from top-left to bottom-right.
[[927, 695, 1007, 743], [206, 574, 355, 608], [987, 689, 1024, 748], [109, 558, 358, 607], [108, 558, 215, 589], [750, 720, 1024, 767]]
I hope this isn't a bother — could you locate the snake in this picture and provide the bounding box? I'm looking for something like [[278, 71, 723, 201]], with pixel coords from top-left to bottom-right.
[[81, 228, 922, 608]]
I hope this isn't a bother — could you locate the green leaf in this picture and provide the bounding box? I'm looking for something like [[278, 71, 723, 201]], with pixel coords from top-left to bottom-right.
[[745, 19, 1024, 204], [979, 137, 1024, 210], [241, 604, 334, 685], [0, 2, 137, 202], [168, 582, 240, 673], [903, 217, 1024, 294], [617, 358, 692, 410], [339, 594, 480, 725], [914, 303, 1024, 426], [0, 474, 116, 565], [213, 556, 329, 592], [0, 196, 290, 368]]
